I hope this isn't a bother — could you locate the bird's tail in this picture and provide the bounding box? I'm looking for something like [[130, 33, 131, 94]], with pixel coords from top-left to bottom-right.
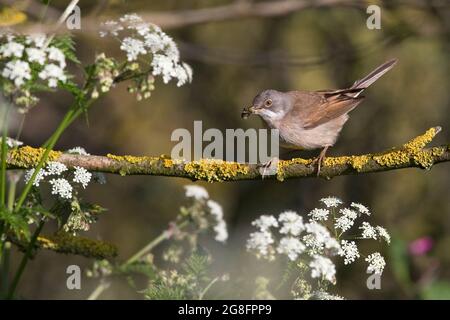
[[351, 59, 398, 94]]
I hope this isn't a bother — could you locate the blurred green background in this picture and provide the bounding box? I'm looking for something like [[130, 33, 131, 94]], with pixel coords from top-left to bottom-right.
[[3, 0, 449, 299]]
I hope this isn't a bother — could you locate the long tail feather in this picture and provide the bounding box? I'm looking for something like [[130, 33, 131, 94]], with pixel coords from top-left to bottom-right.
[[352, 58, 398, 91]]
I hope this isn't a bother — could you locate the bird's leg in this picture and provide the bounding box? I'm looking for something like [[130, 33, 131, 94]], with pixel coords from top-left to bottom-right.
[[311, 146, 330, 176], [257, 157, 279, 179]]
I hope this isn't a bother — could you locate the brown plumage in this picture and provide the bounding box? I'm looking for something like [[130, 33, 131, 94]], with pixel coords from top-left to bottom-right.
[[242, 59, 398, 175]]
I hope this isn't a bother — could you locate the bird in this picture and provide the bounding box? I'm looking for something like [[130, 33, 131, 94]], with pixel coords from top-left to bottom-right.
[[241, 59, 398, 176]]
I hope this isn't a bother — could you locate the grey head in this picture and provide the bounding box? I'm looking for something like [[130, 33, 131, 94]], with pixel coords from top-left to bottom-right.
[[242, 89, 293, 126]]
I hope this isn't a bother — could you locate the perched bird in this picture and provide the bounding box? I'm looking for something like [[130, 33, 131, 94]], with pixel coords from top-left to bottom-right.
[[242, 59, 398, 175]]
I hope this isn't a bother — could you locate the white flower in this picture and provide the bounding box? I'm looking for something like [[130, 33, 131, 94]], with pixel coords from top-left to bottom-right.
[[376, 226, 391, 244], [45, 161, 67, 176], [334, 208, 358, 232], [49, 178, 73, 199], [38, 63, 67, 87], [24, 168, 46, 187], [214, 221, 228, 243], [46, 47, 66, 68], [25, 33, 47, 48], [2, 60, 31, 87], [339, 208, 358, 220], [365, 252, 386, 275], [143, 32, 165, 53], [246, 230, 274, 258], [278, 211, 305, 236], [120, 37, 147, 61], [309, 255, 336, 283], [351, 202, 371, 216], [66, 146, 90, 155], [252, 215, 278, 231], [26, 47, 46, 65], [207, 200, 223, 219], [99, 20, 124, 37], [339, 240, 360, 265], [308, 208, 330, 221], [360, 222, 377, 240], [73, 166, 92, 188], [184, 185, 209, 200], [0, 137, 23, 148], [303, 222, 338, 254], [334, 215, 354, 233], [276, 236, 306, 261], [120, 13, 143, 24], [0, 41, 24, 58], [207, 200, 228, 243], [151, 53, 175, 83], [319, 196, 342, 208]]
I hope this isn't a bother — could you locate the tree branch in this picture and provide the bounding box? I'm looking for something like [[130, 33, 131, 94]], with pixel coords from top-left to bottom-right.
[[5, 127, 449, 182], [11, 232, 118, 259]]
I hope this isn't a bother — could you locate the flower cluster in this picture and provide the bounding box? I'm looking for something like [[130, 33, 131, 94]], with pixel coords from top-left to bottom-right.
[[24, 148, 98, 200], [0, 32, 69, 112], [246, 197, 391, 295], [99, 13, 192, 92], [183, 185, 228, 243]]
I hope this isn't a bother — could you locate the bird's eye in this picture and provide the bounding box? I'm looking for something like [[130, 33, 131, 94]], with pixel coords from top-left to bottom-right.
[[265, 99, 272, 107]]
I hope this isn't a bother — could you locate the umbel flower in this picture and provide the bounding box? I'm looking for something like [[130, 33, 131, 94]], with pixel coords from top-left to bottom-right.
[[183, 185, 228, 243], [0, 32, 70, 112], [99, 13, 193, 96], [246, 197, 391, 299]]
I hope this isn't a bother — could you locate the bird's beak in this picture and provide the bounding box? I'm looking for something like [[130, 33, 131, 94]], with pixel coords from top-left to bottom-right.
[[241, 106, 255, 119]]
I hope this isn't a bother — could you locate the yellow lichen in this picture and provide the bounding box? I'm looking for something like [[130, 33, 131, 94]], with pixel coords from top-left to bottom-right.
[[106, 153, 152, 164], [373, 150, 410, 167], [37, 232, 117, 259], [8, 146, 61, 168], [404, 127, 440, 153], [373, 127, 441, 169], [350, 155, 371, 171], [184, 158, 249, 182]]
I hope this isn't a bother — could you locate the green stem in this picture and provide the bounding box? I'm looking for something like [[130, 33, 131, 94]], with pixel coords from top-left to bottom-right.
[[1, 241, 11, 297], [126, 220, 188, 265], [1, 105, 11, 207], [14, 107, 77, 211], [87, 221, 189, 300], [198, 277, 219, 300], [7, 178, 16, 211], [6, 220, 45, 299], [87, 280, 110, 300]]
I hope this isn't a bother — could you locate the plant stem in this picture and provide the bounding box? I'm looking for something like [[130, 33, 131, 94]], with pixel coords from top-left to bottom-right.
[[126, 220, 189, 265], [7, 177, 16, 211], [0, 241, 10, 297], [0, 105, 11, 207], [6, 220, 45, 299], [87, 220, 189, 300], [14, 107, 76, 211], [198, 277, 219, 300], [87, 280, 110, 300]]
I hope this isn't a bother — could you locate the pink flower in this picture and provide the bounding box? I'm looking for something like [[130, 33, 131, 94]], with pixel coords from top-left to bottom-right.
[[408, 237, 433, 256]]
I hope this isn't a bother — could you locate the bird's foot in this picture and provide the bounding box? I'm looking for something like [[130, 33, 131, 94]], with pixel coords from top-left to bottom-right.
[[257, 157, 279, 179], [310, 146, 330, 177]]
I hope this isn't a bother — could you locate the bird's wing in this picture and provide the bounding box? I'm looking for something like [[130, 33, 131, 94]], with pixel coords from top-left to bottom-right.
[[289, 90, 364, 129]]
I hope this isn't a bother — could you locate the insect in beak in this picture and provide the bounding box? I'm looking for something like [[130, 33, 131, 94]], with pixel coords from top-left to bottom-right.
[[241, 106, 255, 119]]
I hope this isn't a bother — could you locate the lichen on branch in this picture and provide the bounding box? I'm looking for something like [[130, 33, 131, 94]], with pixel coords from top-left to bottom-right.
[[12, 232, 118, 259], [5, 127, 450, 182]]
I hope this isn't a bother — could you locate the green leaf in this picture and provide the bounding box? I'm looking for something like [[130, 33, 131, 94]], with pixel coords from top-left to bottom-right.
[[50, 35, 80, 64], [0, 207, 30, 240]]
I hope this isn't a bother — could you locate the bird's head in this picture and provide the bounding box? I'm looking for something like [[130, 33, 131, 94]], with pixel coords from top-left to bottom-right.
[[242, 89, 292, 123]]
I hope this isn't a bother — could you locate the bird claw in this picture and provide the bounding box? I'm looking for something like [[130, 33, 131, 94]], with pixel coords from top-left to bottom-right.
[[311, 146, 330, 177], [258, 157, 279, 179]]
